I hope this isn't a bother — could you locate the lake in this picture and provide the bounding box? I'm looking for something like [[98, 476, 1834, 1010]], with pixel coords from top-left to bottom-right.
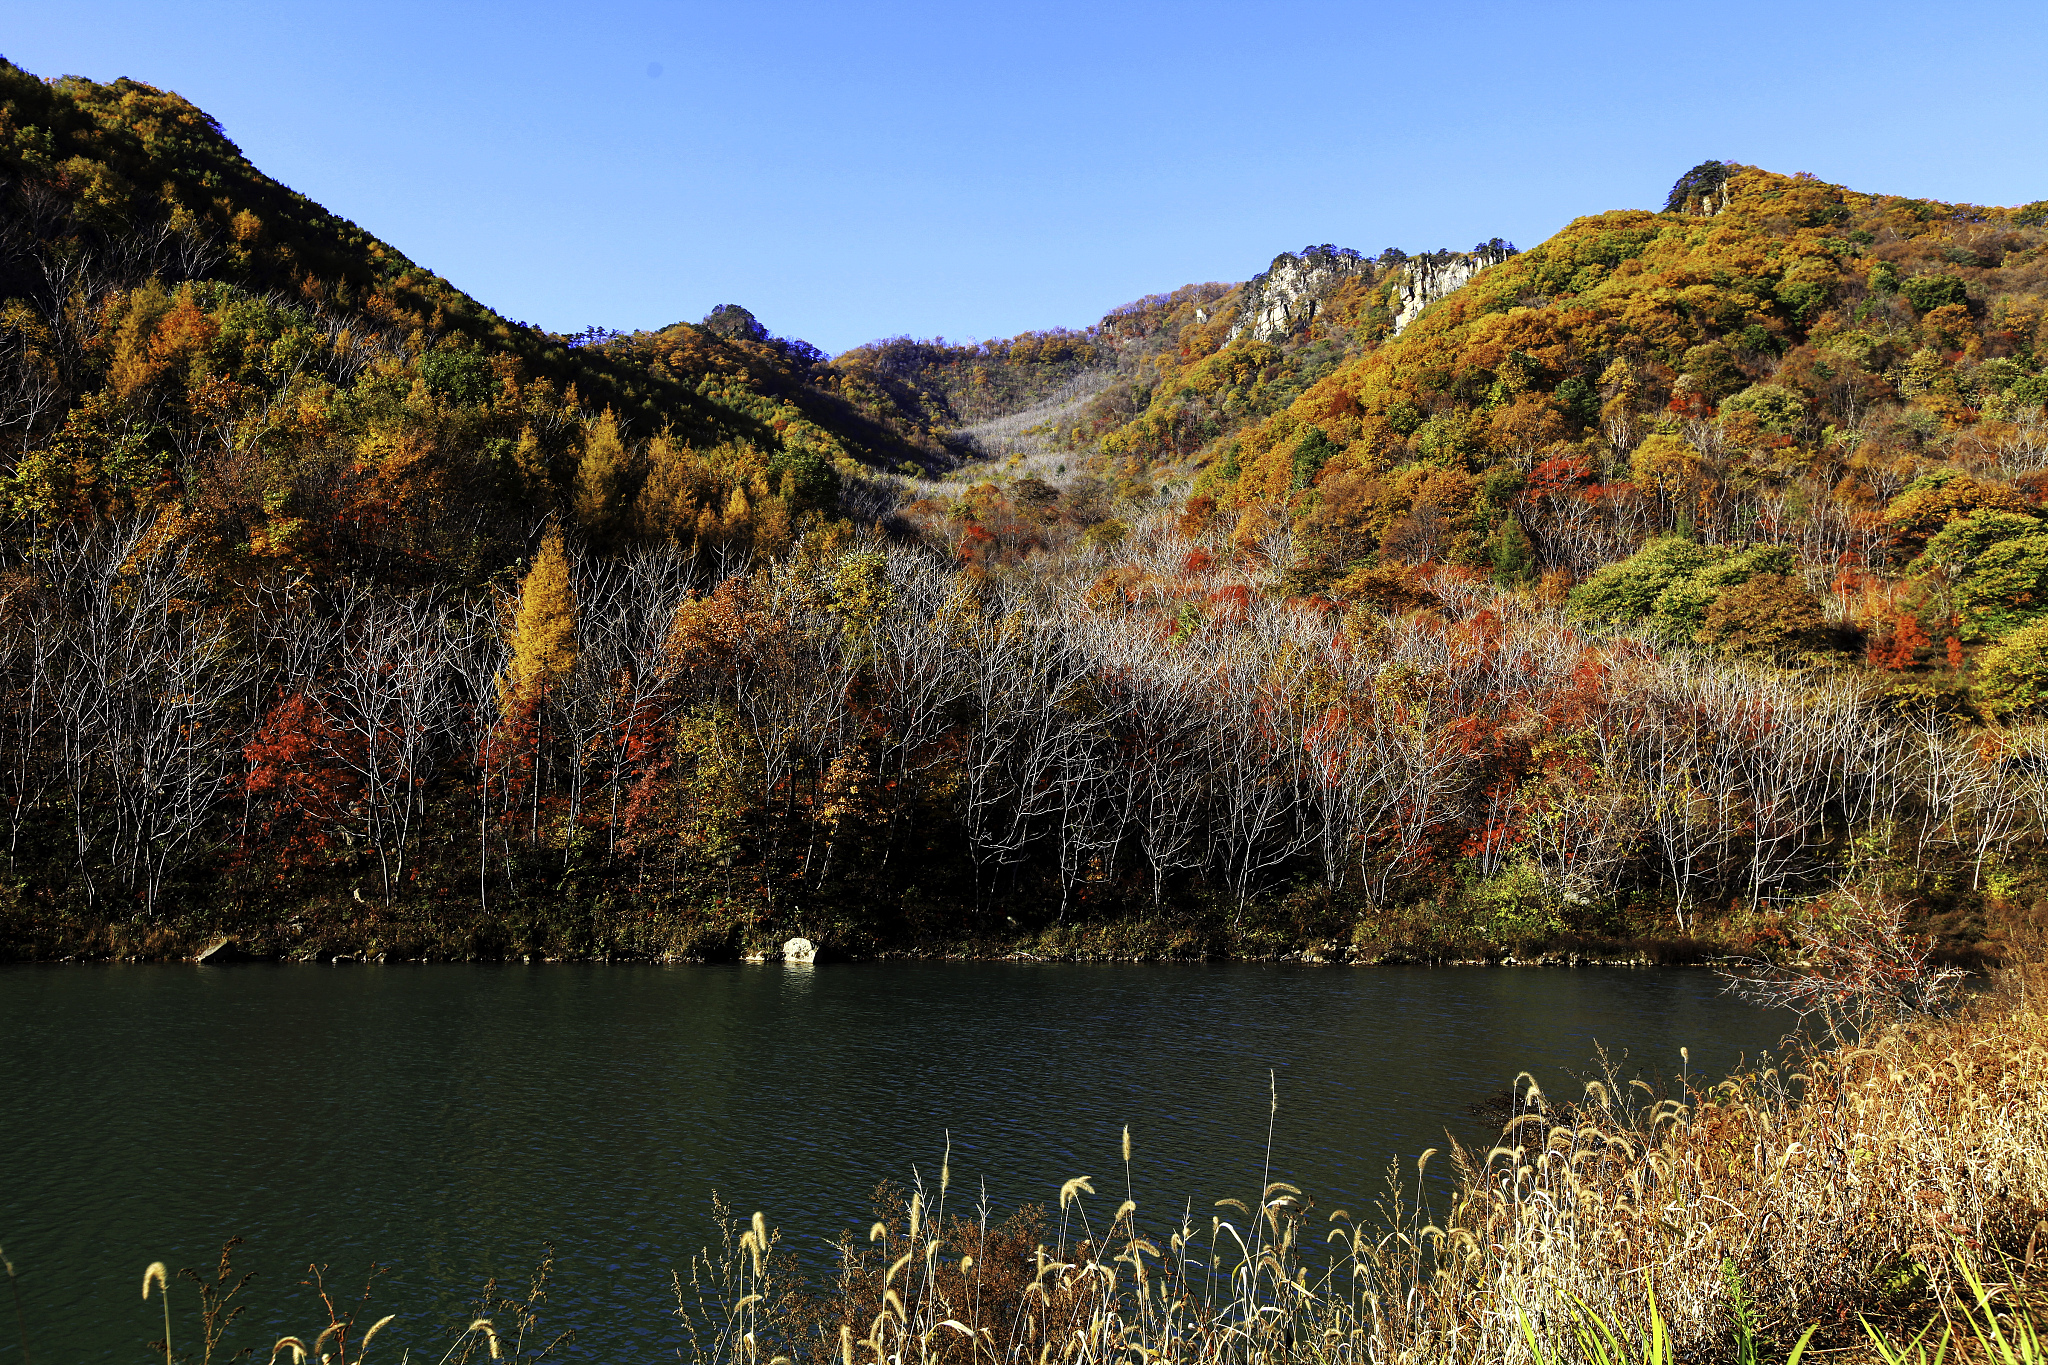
[[1, 962, 1796, 1361]]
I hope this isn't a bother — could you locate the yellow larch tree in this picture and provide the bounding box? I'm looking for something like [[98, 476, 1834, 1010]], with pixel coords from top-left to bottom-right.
[[571, 408, 630, 544], [500, 525, 578, 713]]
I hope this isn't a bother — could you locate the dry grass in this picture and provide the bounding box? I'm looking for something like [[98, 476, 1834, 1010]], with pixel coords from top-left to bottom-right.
[[1398, 960, 2048, 1363]]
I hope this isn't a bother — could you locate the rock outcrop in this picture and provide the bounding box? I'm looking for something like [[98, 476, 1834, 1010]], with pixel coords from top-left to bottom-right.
[[1389, 240, 1518, 334], [1228, 245, 1372, 343], [195, 937, 262, 964], [1227, 240, 1518, 343], [1665, 160, 1735, 216]]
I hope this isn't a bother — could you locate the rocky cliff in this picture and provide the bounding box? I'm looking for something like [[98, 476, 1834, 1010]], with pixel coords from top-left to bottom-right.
[[1227, 239, 1518, 343], [1228, 245, 1373, 342], [1665, 160, 1735, 215], [1389, 240, 1518, 334]]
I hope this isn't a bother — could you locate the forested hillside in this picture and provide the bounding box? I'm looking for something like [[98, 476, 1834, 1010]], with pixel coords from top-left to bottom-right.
[[0, 60, 930, 585], [2, 54, 2045, 964]]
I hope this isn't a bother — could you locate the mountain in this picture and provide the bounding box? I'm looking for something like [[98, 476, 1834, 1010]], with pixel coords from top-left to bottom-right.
[[1198, 163, 2048, 593], [0, 56, 1570, 581], [0, 60, 946, 582]]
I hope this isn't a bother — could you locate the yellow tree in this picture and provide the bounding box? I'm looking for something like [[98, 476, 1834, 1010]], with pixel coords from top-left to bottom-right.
[[500, 525, 578, 713], [513, 424, 554, 506], [631, 430, 698, 541], [572, 408, 630, 544]]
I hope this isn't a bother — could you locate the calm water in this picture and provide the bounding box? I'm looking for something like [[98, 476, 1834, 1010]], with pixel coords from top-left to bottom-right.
[[1, 963, 1794, 1361]]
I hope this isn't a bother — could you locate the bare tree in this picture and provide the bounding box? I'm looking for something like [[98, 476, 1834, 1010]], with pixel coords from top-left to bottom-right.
[[314, 590, 459, 903], [47, 525, 247, 912]]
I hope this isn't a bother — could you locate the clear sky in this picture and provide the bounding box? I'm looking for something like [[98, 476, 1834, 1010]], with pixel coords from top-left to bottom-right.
[[8, 1, 2047, 354]]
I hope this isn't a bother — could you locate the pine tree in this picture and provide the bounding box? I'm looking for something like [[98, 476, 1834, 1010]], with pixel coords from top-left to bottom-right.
[[723, 483, 752, 545], [1290, 426, 1337, 492], [1492, 515, 1536, 587], [754, 494, 792, 557], [630, 431, 693, 542]]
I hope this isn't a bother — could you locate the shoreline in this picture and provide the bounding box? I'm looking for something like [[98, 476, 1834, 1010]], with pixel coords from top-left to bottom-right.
[[4, 936, 1997, 970], [2, 887, 2006, 968]]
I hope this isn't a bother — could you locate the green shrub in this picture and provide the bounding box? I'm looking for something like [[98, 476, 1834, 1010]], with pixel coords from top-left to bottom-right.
[[1975, 618, 2048, 715], [1290, 426, 1337, 492], [1568, 536, 1718, 628], [1900, 273, 1968, 313], [1721, 384, 1808, 434], [1916, 508, 2043, 575], [1650, 544, 1797, 641], [1956, 534, 2048, 641], [418, 349, 494, 406], [1491, 515, 1536, 587], [1467, 861, 1565, 944]]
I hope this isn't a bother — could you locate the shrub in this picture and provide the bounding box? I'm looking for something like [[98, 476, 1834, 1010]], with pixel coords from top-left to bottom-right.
[[1467, 861, 1565, 943], [1080, 518, 1129, 552], [1720, 383, 1808, 434], [1329, 561, 1437, 613], [418, 349, 494, 406], [1915, 508, 2043, 575], [1720, 887, 1964, 1036], [1975, 618, 2048, 715], [1491, 515, 1536, 587], [1955, 533, 2048, 641], [1900, 273, 1968, 313], [1568, 536, 1716, 628], [1648, 544, 1796, 641], [1289, 426, 1338, 492], [1869, 609, 1932, 670], [1699, 572, 1827, 656], [1680, 342, 1748, 401], [1628, 433, 1702, 494], [1882, 470, 2033, 559]]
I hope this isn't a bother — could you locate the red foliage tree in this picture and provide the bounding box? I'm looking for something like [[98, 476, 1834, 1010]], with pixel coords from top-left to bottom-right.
[[240, 692, 362, 871]]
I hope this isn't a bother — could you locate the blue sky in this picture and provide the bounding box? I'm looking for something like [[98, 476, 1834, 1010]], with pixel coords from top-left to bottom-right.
[[9, 0, 2047, 354]]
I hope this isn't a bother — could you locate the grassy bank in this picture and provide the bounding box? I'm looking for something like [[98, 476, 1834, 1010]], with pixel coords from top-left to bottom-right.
[[0, 894, 1850, 968]]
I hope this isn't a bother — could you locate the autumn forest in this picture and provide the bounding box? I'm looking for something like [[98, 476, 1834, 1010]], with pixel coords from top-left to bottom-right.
[[6, 58, 2048, 965]]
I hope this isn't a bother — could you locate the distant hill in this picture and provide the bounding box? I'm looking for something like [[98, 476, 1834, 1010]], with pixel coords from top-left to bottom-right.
[[821, 239, 1527, 479]]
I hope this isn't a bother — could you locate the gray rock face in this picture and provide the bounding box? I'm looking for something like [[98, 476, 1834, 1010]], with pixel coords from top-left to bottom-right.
[[1228, 246, 1372, 343], [1226, 240, 1517, 344], [1389, 243, 1518, 335]]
